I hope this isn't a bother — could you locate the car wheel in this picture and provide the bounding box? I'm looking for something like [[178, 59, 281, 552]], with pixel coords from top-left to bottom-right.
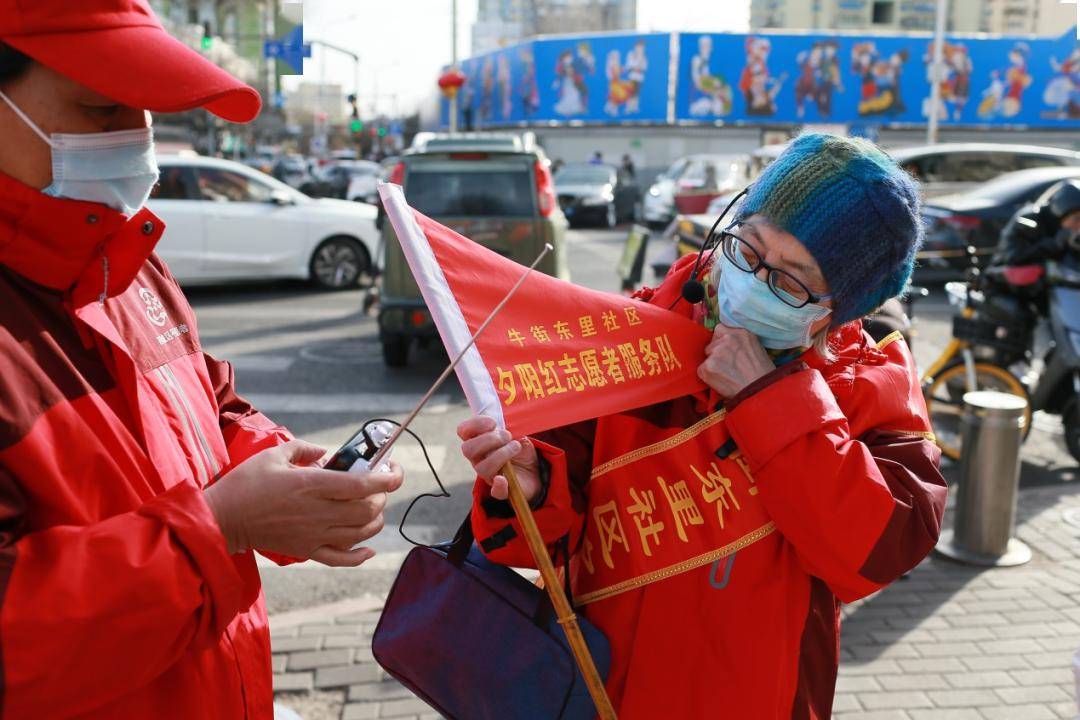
[[310, 236, 369, 290], [605, 203, 617, 229], [382, 334, 410, 367]]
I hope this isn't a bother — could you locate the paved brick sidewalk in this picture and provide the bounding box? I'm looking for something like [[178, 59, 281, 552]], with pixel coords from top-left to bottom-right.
[[270, 483, 1080, 720], [269, 596, 441, 720], [834, 482, 1080, 720]]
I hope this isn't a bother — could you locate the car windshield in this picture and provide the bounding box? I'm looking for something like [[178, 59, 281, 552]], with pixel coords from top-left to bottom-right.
[[964, 170, 1080, 204], [661, 159, 689, 180], [678, 157, 744, 188], [407, 160, 535, 217], [555, 166, 613, 185]]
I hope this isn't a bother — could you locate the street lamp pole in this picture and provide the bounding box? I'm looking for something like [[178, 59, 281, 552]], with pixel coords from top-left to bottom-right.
[[308, 39, 361, 101], [306, 39, 362, 157], [449, 0, 459, 134], [927, 0, 947, 144]]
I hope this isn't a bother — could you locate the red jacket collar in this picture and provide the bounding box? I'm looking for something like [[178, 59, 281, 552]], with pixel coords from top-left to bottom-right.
[[0, 171, 163, 298]]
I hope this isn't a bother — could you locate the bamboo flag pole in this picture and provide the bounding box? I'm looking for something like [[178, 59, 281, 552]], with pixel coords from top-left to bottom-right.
[[502, 462, 618, 720]]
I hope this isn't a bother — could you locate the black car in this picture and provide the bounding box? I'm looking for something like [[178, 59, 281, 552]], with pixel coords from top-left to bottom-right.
[[554, 163, 639, 228], [919, 166, 1080, 279], [300, 161, 379, 200]]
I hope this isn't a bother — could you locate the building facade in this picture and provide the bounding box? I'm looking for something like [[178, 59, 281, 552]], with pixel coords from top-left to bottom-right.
[[149, 0, 301, 91], [750, 0, 1075, 35], [472, 0, 637, 55]]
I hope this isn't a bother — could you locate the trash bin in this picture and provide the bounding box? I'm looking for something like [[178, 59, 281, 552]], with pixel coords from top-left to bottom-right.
[[935, 390, 1032, 567]]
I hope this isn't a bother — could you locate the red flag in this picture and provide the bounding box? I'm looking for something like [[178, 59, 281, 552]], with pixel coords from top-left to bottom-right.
[[380, 183, 711, 437]]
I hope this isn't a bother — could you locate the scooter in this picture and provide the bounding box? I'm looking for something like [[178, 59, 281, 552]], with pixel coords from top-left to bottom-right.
[[1029, 255, 1080, 463]]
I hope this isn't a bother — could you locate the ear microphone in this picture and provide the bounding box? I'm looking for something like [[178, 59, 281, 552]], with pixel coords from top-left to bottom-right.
[[670, 186, 750, 310], [681, 278, 706, 304]]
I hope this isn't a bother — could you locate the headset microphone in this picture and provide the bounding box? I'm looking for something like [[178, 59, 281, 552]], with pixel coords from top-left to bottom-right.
[[681, 278, 706, 304]]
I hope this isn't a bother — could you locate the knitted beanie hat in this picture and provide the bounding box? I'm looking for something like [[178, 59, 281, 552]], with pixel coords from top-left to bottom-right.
[[734, 133, 922, 325]]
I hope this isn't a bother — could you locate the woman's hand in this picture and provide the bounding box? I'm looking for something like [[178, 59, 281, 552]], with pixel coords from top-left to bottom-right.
[[457, 415, 541, 503], [697, 323, 774, 399]]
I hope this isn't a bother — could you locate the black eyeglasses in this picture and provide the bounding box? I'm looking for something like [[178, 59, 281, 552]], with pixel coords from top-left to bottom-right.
[[720, 229, 832, 309]]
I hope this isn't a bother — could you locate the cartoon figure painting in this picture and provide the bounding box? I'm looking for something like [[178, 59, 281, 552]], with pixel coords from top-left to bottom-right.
[[519, 47, 539, 118], [479, 55, 495, 123], [496, 53, 512, 120], [922, 41, 972, 121], [553, 42, 595, 116], [978, 70, 1006, 119], [739, 36, 786, 116], [795, 40, 843, 118], [604, 40, 648, 117], [852, 41, 908, 116], [978, 42, 1031, 118], [1042, 44, 1080, 119], [689, 35, 733, 117], [623, 40, 647, 114]]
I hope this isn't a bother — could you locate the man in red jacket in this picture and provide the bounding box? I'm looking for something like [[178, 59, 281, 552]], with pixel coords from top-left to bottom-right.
[[459, 134, 947, 718], [0, 2, 401, 717]]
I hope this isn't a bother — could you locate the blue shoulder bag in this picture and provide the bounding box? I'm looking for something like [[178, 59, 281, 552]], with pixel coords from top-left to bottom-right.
[[371, 516, 612, 720]]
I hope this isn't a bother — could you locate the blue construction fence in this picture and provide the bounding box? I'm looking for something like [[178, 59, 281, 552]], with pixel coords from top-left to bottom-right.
[[440, 27, 1080, 129]]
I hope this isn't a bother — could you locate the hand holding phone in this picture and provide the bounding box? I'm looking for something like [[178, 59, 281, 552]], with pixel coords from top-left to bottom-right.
[[325, 421, 395, 474]]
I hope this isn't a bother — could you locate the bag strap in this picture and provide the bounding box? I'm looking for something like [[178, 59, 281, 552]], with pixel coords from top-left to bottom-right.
[[446, 514, 474, 567], [446, 514, 578, 627]]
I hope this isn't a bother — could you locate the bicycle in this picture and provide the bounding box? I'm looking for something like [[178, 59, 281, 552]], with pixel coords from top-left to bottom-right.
[[918, 248, 1035, 461]]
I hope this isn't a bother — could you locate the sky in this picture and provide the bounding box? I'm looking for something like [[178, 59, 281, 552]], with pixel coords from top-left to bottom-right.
[[285, 0, 750, 118]]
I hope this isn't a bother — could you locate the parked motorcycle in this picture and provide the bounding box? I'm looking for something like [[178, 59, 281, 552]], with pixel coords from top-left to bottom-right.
[[1030, 256, 1080, 462]]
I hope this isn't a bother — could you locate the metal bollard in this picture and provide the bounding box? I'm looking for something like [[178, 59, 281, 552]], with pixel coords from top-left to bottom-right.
[[936, 391, 1032, 567]]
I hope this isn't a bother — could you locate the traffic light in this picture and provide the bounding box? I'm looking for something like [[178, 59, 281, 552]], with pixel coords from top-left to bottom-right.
[[350, 118, 363, 133], [347, 93, 359, 120], [377, 127, 387, 137], [200, 22, 213, 51]]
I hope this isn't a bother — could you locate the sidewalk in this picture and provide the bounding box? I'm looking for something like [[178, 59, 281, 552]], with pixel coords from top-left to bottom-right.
[[269, 481, 1080, 720]]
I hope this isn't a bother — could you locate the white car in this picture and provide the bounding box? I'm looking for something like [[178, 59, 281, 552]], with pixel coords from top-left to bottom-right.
[[642, 157, 689, 228], [149, 155, 380, 289], [642, 154, 747, 228]]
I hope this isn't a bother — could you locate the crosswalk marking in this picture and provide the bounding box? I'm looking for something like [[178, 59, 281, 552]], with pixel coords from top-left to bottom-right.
[[226, 355, 296, 373]]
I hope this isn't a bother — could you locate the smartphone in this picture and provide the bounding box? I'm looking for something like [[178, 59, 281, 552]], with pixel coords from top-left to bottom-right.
[[324, 421, 395, 473]]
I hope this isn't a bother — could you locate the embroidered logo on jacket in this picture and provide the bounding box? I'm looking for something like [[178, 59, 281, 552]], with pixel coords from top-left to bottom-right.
[[139, 287, 168, 327]]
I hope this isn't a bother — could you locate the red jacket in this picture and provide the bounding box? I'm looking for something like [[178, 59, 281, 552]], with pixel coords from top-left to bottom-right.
[[0, 172, 291, 718], [472, 255, 948, 719]]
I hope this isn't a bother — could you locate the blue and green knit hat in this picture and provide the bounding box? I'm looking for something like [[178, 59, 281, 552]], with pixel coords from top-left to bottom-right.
[[734, 133, 922, 325]]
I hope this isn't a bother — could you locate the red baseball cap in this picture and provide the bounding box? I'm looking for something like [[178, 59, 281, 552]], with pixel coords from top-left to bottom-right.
[[0, 0, 261, 122]]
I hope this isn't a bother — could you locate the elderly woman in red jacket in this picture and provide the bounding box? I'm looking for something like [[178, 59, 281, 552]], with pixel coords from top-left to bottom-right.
[[457, 133, 947, 719]]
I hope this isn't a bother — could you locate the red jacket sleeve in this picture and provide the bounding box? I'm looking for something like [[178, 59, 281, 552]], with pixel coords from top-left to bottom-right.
[[470, 420, 595, 568], [202, 352, 292, 470], [201, 352, 300, 567], [0, 472, 256, 718], [724, 347, 947, 603]]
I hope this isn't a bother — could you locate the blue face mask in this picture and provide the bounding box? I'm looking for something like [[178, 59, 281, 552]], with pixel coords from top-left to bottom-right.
[[0, 90, 159, 216], [713, 253, 832, 350]]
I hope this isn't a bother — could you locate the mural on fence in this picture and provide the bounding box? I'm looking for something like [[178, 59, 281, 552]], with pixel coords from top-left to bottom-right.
[[443, 33, 670, 127], [443, 27, 1080, 129]]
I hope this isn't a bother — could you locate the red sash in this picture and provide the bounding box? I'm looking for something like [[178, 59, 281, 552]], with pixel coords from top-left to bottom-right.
[[573, 410, 775, 605]]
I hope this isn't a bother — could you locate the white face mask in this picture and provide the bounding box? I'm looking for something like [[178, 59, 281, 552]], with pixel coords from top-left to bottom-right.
[[0, 90, 159, 216]]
